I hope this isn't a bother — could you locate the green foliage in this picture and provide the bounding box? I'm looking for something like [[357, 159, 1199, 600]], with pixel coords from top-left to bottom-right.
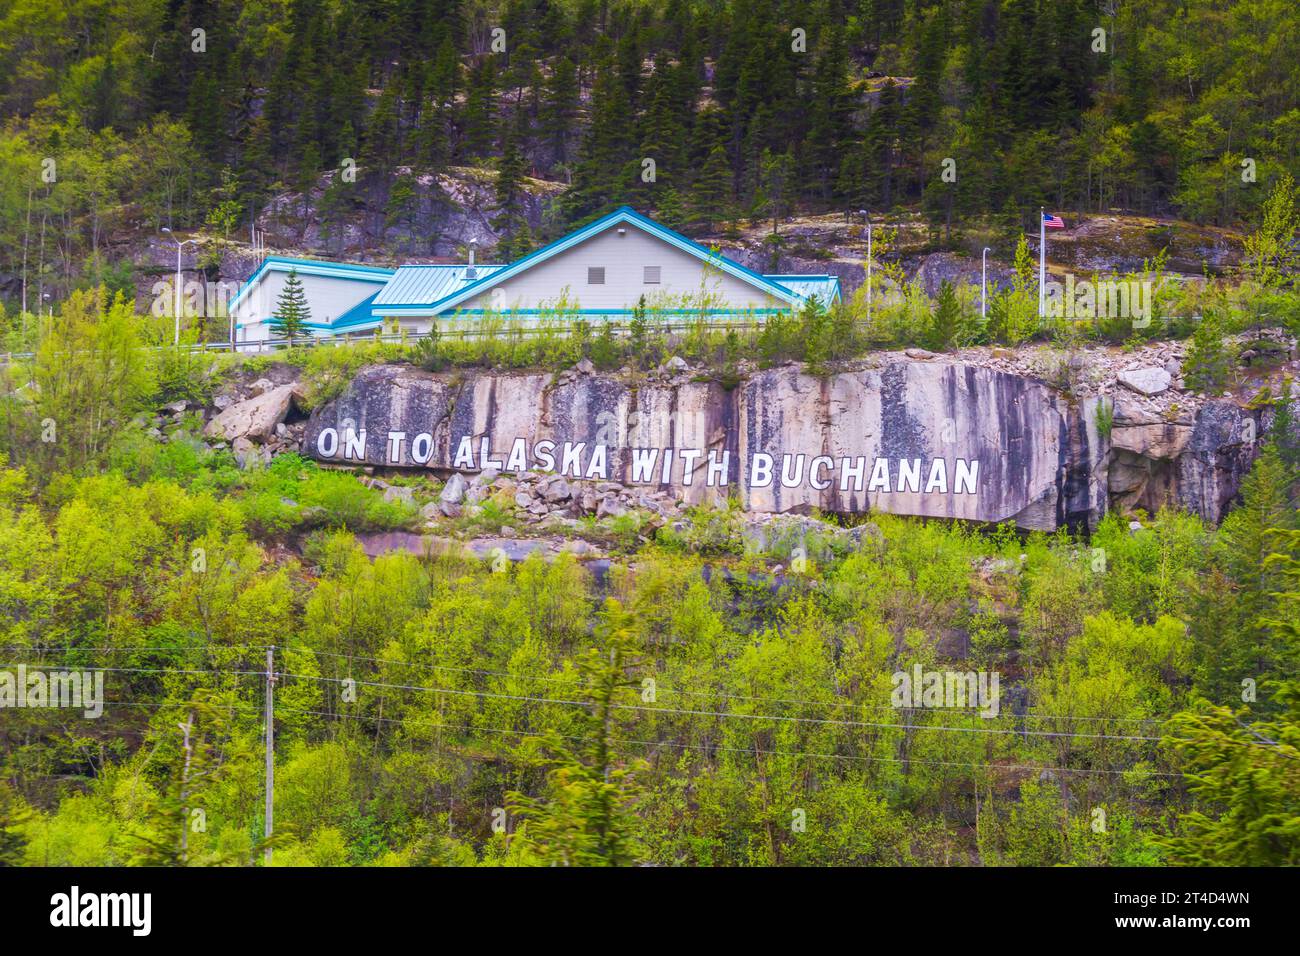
[[1183, 310, 1238, 393], [1159, 683, 1300, 865], [926, 280, 961, 352], [269, 270, 310, 345]]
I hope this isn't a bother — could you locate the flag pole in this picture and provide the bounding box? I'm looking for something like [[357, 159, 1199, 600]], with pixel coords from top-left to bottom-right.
[[1038, 206, 1046, 319]]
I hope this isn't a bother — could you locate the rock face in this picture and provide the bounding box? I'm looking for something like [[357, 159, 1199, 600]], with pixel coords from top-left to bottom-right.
[[302, 362, 1080, 530], [301, 358, 1278, 530]]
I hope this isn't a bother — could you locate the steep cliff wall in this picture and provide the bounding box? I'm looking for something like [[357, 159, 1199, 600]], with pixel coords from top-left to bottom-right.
[[295, 354, 1282, 531]]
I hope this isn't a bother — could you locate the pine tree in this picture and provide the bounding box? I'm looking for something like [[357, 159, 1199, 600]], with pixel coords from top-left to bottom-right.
[[505, 599, 646, 866], [493, 121, 533, 260], [1184, 311, 1237, 393], [541, 56, 578, 170], [270, 269, 311, 345], [927, 280, 962, 351], [564, 57, 637, 222], [690, 144, 733, 229], [461, 57, 498, 161], [1192, 443, 1300, 706], [655, 186, 687, 230]]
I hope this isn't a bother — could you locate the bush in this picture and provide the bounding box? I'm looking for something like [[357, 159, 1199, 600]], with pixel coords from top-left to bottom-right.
[[1183, 310, 1237, 393]]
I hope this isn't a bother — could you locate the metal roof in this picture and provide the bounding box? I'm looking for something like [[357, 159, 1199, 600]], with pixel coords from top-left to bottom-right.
[[763, 275, 842, 304], [373, 264, 506, 308]]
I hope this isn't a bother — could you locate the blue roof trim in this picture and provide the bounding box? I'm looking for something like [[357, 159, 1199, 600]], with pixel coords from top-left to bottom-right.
[[328, 291, 381, 328], [763, 274, 842, 303], [228, 256, 395, 311], [417, 206, 805, 316]]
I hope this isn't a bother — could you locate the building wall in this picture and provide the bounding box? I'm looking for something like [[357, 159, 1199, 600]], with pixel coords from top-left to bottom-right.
[[451, 226, 786, 316], [233, 269, 386, 340]]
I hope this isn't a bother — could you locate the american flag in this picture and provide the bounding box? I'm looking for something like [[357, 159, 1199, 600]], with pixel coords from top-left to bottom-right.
[[1042, 213, 1065, 229]]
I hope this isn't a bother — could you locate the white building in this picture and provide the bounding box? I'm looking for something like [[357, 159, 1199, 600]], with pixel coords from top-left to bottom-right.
[[230, 257, 395, 343], [232, 207, 840, 343]]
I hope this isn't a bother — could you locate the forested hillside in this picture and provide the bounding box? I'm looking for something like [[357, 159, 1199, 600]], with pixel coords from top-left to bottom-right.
[[1, 0, 1299, 303]]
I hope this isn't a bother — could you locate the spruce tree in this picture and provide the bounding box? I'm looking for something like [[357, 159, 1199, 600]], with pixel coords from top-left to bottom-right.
[[927, 280, 962, 351], [689, 144, 732, 229], [270, 269, 311, 346], [541, 56, 579, 170], [493, 121, 533, 260]]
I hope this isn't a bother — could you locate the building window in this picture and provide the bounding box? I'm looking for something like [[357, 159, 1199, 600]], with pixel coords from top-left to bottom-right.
[[587, 267, 605, 285], [643, 266, 661, 284]]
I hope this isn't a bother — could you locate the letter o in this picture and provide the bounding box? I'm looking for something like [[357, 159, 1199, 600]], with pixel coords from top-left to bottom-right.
[[316, 428, 339, 458], [411, 432, 434, 464]]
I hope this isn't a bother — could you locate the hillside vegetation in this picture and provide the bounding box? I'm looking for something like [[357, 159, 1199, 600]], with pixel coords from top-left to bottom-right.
[[0, 299, 1298, 865], [2, 0, 1300, 301]]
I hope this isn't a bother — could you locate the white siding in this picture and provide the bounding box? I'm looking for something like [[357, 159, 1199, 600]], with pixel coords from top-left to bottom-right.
[[233, 268, 384, 340], [453, 226, 785, 315]]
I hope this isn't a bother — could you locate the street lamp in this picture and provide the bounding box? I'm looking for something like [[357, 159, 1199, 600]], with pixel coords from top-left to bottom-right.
[[981, 247, 991, 318], [860, 210, 872, 322], [161, 227, 198, 346]]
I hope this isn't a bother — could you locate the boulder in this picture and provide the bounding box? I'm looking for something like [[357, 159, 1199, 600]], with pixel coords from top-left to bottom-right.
[[1111, 423, 1194, 460], [542, 478, 572, 502], [204, 384, 302, 443], [439, 473, 467, 505], [1117, 367, 1172, 396], [597, 496, 626, 519], [382, 485, 414, 505]]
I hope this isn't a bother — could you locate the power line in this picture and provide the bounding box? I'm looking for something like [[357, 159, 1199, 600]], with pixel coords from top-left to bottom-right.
[[274, 704, 1182, 778], [298, 647, 1169, 724], [276, 671, 1180, 742], [0, 658, 1178, 741]]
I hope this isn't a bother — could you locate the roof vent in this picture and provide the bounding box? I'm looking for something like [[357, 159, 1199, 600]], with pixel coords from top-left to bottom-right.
[[466, 239, 478, 279]]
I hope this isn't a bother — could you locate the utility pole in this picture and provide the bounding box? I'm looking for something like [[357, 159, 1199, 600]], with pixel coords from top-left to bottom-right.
[[178, 712, 193, 862], [981, 247, 991, 318], [264, 645, 276, 865], [1038, 206, 1046, 319], [161, 227, 198, 346]]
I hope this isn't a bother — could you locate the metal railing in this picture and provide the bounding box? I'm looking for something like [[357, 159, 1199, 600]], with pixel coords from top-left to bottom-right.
[[0, 318, 771, 364]]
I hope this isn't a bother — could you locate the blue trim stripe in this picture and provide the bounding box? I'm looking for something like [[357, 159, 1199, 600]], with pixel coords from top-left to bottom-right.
[[229, 256, 394, 310]]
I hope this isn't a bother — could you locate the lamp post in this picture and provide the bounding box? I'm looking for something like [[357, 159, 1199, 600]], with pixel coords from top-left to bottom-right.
[[860, 210, 871, 322], [161, 227, 198, 346], [981, 247, 991, 318]]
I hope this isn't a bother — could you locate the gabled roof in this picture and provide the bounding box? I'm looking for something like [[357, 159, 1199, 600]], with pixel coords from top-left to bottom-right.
[[373, 263, 507, 311], [764, 274, 842, 304], [228, 256, 394, 312], [413, 206, 810, 317]]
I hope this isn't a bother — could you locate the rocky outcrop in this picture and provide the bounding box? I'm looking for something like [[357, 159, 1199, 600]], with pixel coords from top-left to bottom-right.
[[292, 350, 1290, 530]]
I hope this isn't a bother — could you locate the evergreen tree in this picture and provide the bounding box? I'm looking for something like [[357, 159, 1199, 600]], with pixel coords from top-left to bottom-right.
[[541, 56, 579, 171], [689, 144, 733, 229], [461, 57, 499, 161], [493, 120, 533, 260], [270, 269, 311, 345], [1184, 311, 1237, 393], [927, 280, 962, 351]]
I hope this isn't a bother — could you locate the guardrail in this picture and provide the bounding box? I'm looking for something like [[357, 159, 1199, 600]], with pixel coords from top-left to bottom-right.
[[0, 318, 770, 364]]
